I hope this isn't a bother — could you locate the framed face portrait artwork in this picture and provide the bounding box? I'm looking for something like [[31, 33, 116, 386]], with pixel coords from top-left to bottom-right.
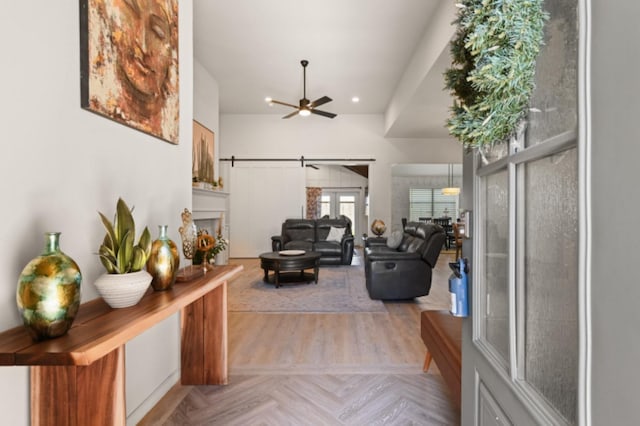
[[80, 0, 179, 144]]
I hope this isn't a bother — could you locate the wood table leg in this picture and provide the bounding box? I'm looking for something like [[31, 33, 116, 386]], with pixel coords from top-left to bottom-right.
[[204, 281, 228, 384], [181, 281, 228, 385], [423, 350, 433, 372], [31, 346, 125, 426]]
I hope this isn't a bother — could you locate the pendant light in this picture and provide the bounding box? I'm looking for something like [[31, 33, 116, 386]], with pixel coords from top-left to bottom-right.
[[442, 164, 460, 196]]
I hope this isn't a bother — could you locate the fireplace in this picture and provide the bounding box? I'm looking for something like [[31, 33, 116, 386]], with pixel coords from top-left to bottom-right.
[[192, 188, 229, 265]]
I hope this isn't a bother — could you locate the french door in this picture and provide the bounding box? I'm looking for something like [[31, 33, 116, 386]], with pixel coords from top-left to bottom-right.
[[320, 191, 358, 233], [461, 0, 587, 424]]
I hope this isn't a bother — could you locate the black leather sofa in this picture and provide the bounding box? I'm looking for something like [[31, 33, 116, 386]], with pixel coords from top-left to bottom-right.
[[364, 222, 445, 300], [271, 217, 355, 265]]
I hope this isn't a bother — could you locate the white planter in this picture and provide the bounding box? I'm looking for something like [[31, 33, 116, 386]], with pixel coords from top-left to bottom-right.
[[94, 270, 152, 308]]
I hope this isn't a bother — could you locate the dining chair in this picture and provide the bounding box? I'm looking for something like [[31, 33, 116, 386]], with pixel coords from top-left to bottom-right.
[[433, 217, 452, 249], [452, 222, 465, 260]]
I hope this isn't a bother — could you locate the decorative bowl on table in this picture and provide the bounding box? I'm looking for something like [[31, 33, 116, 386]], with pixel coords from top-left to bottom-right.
[[279, 250, 305, 256]]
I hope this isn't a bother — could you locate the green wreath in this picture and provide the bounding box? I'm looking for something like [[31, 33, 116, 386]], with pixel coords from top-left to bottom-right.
[[445, 0, 548, 149]]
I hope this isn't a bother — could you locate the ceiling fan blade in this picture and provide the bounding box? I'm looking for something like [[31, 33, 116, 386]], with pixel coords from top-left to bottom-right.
[[271, 99, 299, 109], [309, 96, 332, 108], [310, 109, 337, 119], [282, 110, 300, 119]]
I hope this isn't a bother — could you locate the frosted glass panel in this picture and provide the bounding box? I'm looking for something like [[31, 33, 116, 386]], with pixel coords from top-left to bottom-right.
[[482, 170, 509, 363], [525, 0, 578, 146], [522, 147, 578, 423]]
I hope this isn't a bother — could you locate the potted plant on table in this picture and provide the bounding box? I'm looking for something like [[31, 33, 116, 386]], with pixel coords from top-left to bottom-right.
[[94, 198, 152, 308]]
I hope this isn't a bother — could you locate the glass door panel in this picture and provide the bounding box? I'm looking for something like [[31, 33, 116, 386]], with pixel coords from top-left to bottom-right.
[[320, 194, 332, 218], [481, 169, 510, 365], [321, 192, 358, 233], [338, 194, 356, 232], [525, 0, 579, 148], [521, 147, 579, 423]]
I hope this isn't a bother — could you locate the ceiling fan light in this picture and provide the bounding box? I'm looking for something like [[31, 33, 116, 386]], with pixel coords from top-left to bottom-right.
[[299, 108, 311, 117]]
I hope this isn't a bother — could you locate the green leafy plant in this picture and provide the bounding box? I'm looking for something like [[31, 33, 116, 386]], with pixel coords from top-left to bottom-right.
[[98, 198, 152, 274]]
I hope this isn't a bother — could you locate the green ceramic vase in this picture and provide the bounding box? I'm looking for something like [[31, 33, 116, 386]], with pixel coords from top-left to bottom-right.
[[147, 225, 180, 291], [17, 232, 82, 341]]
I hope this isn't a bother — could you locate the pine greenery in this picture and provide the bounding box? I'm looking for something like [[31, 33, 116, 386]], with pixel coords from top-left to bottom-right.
[[445, 0, 548, 149]]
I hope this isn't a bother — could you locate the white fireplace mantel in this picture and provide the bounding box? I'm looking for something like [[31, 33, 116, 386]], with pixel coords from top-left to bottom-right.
[[192, 188, 228, 221]]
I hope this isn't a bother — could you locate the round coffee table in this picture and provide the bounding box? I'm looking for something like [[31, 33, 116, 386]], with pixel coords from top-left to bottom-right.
[[259, 251, 321, 288]]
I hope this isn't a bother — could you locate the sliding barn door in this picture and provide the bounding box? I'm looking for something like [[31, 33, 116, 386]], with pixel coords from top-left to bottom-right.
[[229, 163, 305, 257]]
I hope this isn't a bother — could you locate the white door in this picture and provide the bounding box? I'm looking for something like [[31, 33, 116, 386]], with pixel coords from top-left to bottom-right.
[[229, 163, 305, 257], [461, 1, 586, 424]]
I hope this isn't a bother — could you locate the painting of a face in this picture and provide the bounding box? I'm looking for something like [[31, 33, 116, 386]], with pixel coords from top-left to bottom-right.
[[80, 0, 179, 144]]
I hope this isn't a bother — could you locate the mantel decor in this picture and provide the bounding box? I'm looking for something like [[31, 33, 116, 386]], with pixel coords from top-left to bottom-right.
[[444, 0, 548, 150], [79, 0, 180, 144], [192, 120, 215, 187]]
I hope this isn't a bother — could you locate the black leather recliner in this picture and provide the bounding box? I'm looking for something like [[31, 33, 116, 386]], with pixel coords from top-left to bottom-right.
[[271, 217, 355, 265], [364, 222, 445, 300]]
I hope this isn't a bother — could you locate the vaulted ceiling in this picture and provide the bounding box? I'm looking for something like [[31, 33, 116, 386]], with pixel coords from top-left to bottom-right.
[[193, 0, 456, 139]]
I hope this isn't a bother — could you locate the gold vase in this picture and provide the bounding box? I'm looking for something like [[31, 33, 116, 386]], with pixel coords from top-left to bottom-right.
[[147, 225, 180, 291], [17, 232, 82, 341]]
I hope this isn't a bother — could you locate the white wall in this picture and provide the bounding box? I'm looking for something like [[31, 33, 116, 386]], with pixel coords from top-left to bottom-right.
[[384, 0, 457, 135], [0, 2, 193, 424], [194, 59, 220, 179], [219, 114, 462, 251]]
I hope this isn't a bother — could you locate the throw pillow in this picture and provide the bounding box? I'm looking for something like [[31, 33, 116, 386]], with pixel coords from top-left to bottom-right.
[[325, 226, 344, 242], [386, 230, 403, 249]]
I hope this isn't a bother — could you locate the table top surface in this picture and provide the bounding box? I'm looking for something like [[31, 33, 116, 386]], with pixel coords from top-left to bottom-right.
[[259, 251, 321, 261], [0, 264, 243, 366]]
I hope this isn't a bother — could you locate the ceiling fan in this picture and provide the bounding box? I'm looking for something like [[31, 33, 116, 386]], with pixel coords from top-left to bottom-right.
[[268, 60, 337, 119]]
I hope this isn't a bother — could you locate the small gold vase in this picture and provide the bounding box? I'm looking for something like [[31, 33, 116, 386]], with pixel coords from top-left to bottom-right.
[[147, 225, 180, 291]]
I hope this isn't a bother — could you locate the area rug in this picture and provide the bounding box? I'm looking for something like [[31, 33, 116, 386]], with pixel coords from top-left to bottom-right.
[[228, 262, 386, 313]]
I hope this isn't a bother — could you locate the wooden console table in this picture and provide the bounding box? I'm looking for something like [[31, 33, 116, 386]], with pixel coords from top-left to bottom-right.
[[0, 264, 243, 426]]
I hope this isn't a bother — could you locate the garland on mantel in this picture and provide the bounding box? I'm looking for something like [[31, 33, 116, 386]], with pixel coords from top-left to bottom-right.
[[445, 0, 548, 149]]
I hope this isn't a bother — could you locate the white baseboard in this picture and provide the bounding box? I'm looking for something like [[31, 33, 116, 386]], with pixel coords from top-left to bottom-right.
[[126, 370, 180, 426]]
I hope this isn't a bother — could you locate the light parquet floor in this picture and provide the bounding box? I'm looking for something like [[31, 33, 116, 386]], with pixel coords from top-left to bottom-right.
[[140, 250, 460, 425]]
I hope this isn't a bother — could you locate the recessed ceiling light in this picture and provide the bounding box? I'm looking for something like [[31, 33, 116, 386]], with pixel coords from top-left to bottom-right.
[[351, 96, 360, 103]]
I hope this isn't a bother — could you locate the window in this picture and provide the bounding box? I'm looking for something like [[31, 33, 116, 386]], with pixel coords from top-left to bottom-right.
[[409, 188, 458, 221], [320, 195, 331, 218]]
